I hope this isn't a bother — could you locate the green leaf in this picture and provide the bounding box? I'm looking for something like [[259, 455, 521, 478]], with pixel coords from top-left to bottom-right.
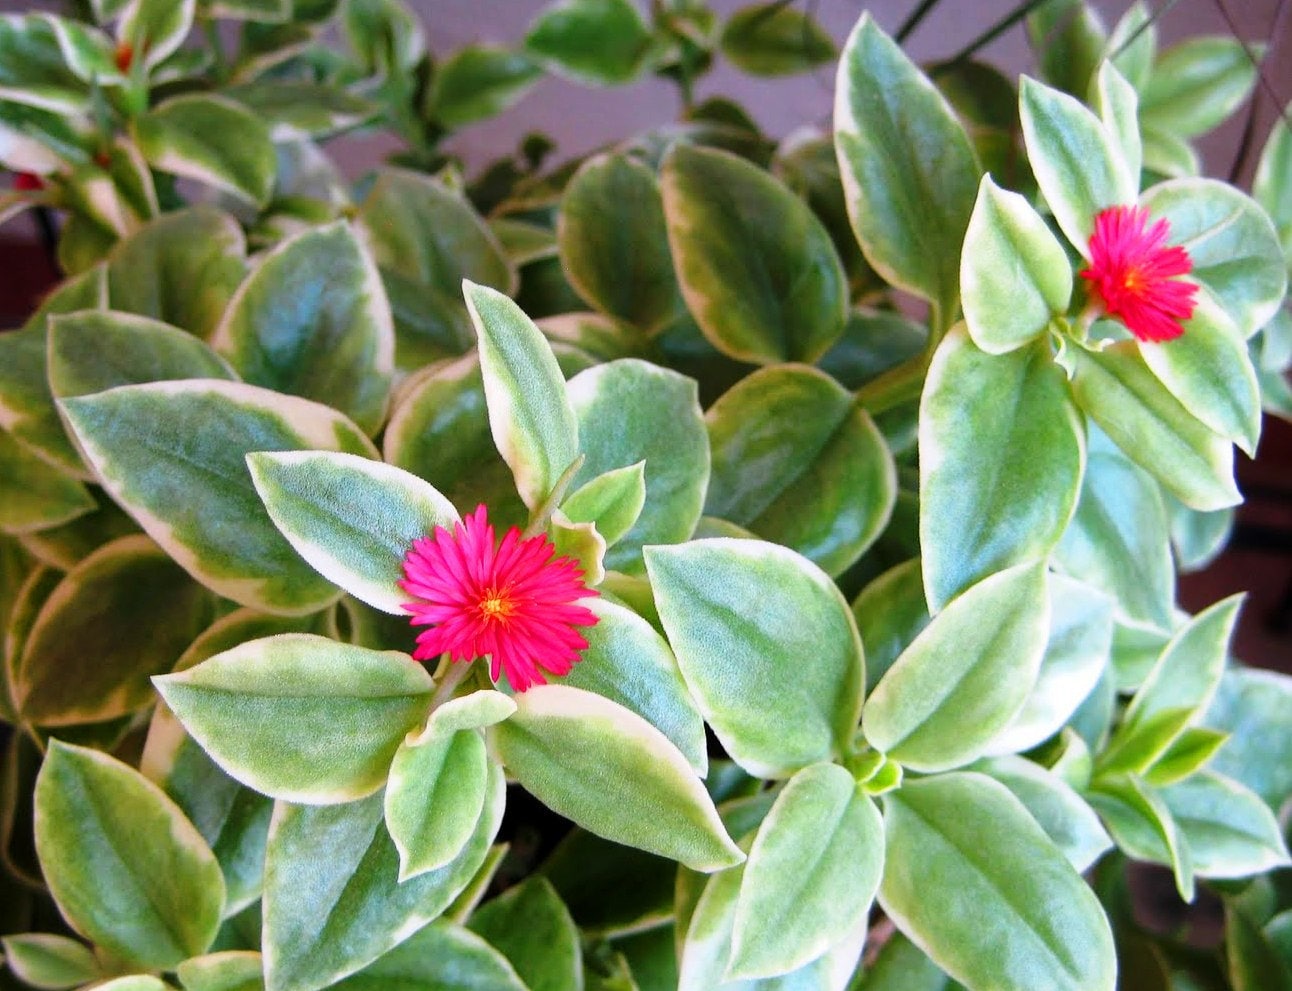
[[562, 597, 708, 775], [961, 176, 1072, 354], [60, 379, 377, 614], [91, 978, 171, 991], [645, 538, 863, 778], [1254, 104, 1292, 267], [0, 428, 94, 535], [1226, 903, 1292, 991], [490, 685, 743, 872], [382, 353, 527, 530], [1068, 341, 1239, 511], [342, 0, 424, 73], [719, 2, 834, 77], [1026, 0, 1106, 98], [1203, 667, 1292, 812], [1019, 74, 1135, 253], [729, 763, 882, 979], [1142, 726, 1228, 786], [834, 12, 980, 321], [567, 359, 709, 574], [1160, 772, 1289, 878], [972, 755, 1112, 872], [154, 633, 433, 804], [212, 222, 393, 435], [465, 281, 579, 511], [541, 828, 674, 937], [1140, 179, 1287, 340], [1105, 2, 1156, 91], [1087, 772, 1194, 900], [706, 364, 895, 577], [559, 153, 684, 335], [468, 876, 582, 991], [853, 931, 958, 991], [920, 330, 1084, 610], [0, 15, 87, 114], [1091, 60, 1141, 187], [14, 534, 211, 727], [176, 950, 264, 991], [880, 773, 1115, 991], [985, 573, 1113, 757], [225, 83, 375, 141], [524, 0, 651, 85], [1141, 37, 1261, 139], [134, 95, 276, 207], [561, 462, 646, 548], [34, 741, 225, 969], [863, 561, 1049, 772], [327, 920, 527, 991], [48, 311, 237, 404], [385, 725, 488, 882], [248, 451, 457, 615], [1, 933, 102, 989], [108, 207, 247, 339], [428, 45, 541, 129], [661, 143, 846, 365], [118, 0, 194, 67], [261, 766, 504, 991], [851, 558, 931, 689]]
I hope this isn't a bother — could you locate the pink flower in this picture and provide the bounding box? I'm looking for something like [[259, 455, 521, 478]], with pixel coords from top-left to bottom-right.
[[399, 505, 599, 692], [1079, 205, 1199, 343]]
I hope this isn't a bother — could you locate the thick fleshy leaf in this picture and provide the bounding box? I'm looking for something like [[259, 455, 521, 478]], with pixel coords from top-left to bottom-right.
[[248, 451, 458, 615], [467, 876, 581, 991], [34, 741, 225, 969], [851, 558, 931, 689], [176, 951, 264, 991], [972, 755, 1112, 872], [384, 725, 488, 881], [225, 83, 375, 141], [561, 462, 646, 548], [541, 827, 674, 938], [327, 920, 527, 991], [984, 574, 1113, 756], [1141, 179, 1287, 340], [118, 0, 194, 67], [562, 597, 707, 775], [1254, 106, 1292, 266], [1141, 37, 1261, 139], [567, 359, 709, 573], [0, 933, 102, 989], [1143, 726, 1229, 786], [646, 539, 862, 778], [661, 143, 847, 365], [465, 281, 579, 511], [15, 534, 211, 727], [961, 176, 1072, 353], [261, 765, 504, 991], [1068, 341, 1239, 511], [880, 773, 1115, 991], [60, 379, 377, 613], [1091, 60, 1141, 187], [1203, 667, 1292, 812], [1026, 0, 1107, 97], [1019, 75, 1135, 252], [920, 330, 1084, 611], [1087, 773, 1194, 900], [212, 222, 394, 435], [107, 207, 246, 339], [1139, 292, 1261, 454], [0, 15, 87, 113], [1160, 772, 1289, 878], [834, 12, 980, 321], [559, 154, 683, 336], [523, 0, 650, 85], [706, 365, 894, 577], [134, 95, 275, 206], [47, 311, 237, 403], [863, 561, 1049, 772], [490, 685, 743, 872], [1167, 495, 1234, 572], [729, 763, 882, 979], [719, 2, 834, 76], [0, 429, 94, 535], [428, 44, 541, 128], [154, 633, 433, 804]]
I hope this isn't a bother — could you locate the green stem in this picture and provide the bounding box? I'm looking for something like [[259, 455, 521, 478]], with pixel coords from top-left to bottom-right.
[[933, 0, 1051, 72], [522, 453, 586, 539], [854, 350, 930, 416], [202, 17, 227, 84], [895, 0, 948, 43], [428, 658, 474, 712]]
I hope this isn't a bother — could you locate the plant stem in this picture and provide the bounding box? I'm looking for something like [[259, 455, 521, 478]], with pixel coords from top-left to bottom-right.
[[895, 0, 946, 44], [936, 0, 1052, 71], [428, 658, 474, 712]]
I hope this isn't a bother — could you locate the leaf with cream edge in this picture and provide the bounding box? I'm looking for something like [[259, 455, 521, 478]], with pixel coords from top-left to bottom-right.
[[118, 0, 195, 68], [176, 951, 265, 991], [465, 280, 579, 512], [153, 633, 434, 804], [645, 538, 863, 779], [489, 685, 743, 872], [327, 920, 527, 991], [960, 176, 1073, 354], [560, 461, 646, 548], [880, 773, 1116, 991], [60, 379, 378, 614], [0, 428, 94, 535], [834, 13, 980, 326], [0, 933, 103, 989], [261, 764, 505, 991], [863, 561, 1050, 772], [1091, 60, 1142, 185], [33, 741, 225, 970], [728, 762, 883, 980], [920, 330, 1084, 611], [467, 876, 582, 991], [211, 222, 395, 436], [248, 451, 459, 615]]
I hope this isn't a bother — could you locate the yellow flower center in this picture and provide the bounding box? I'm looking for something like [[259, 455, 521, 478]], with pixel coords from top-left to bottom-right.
[[479, 589, 516, 623]]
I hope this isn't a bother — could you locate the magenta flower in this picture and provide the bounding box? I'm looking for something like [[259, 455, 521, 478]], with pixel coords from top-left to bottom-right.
[[1079, 205, 1199, 343], [399, 505, 599, 692]]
